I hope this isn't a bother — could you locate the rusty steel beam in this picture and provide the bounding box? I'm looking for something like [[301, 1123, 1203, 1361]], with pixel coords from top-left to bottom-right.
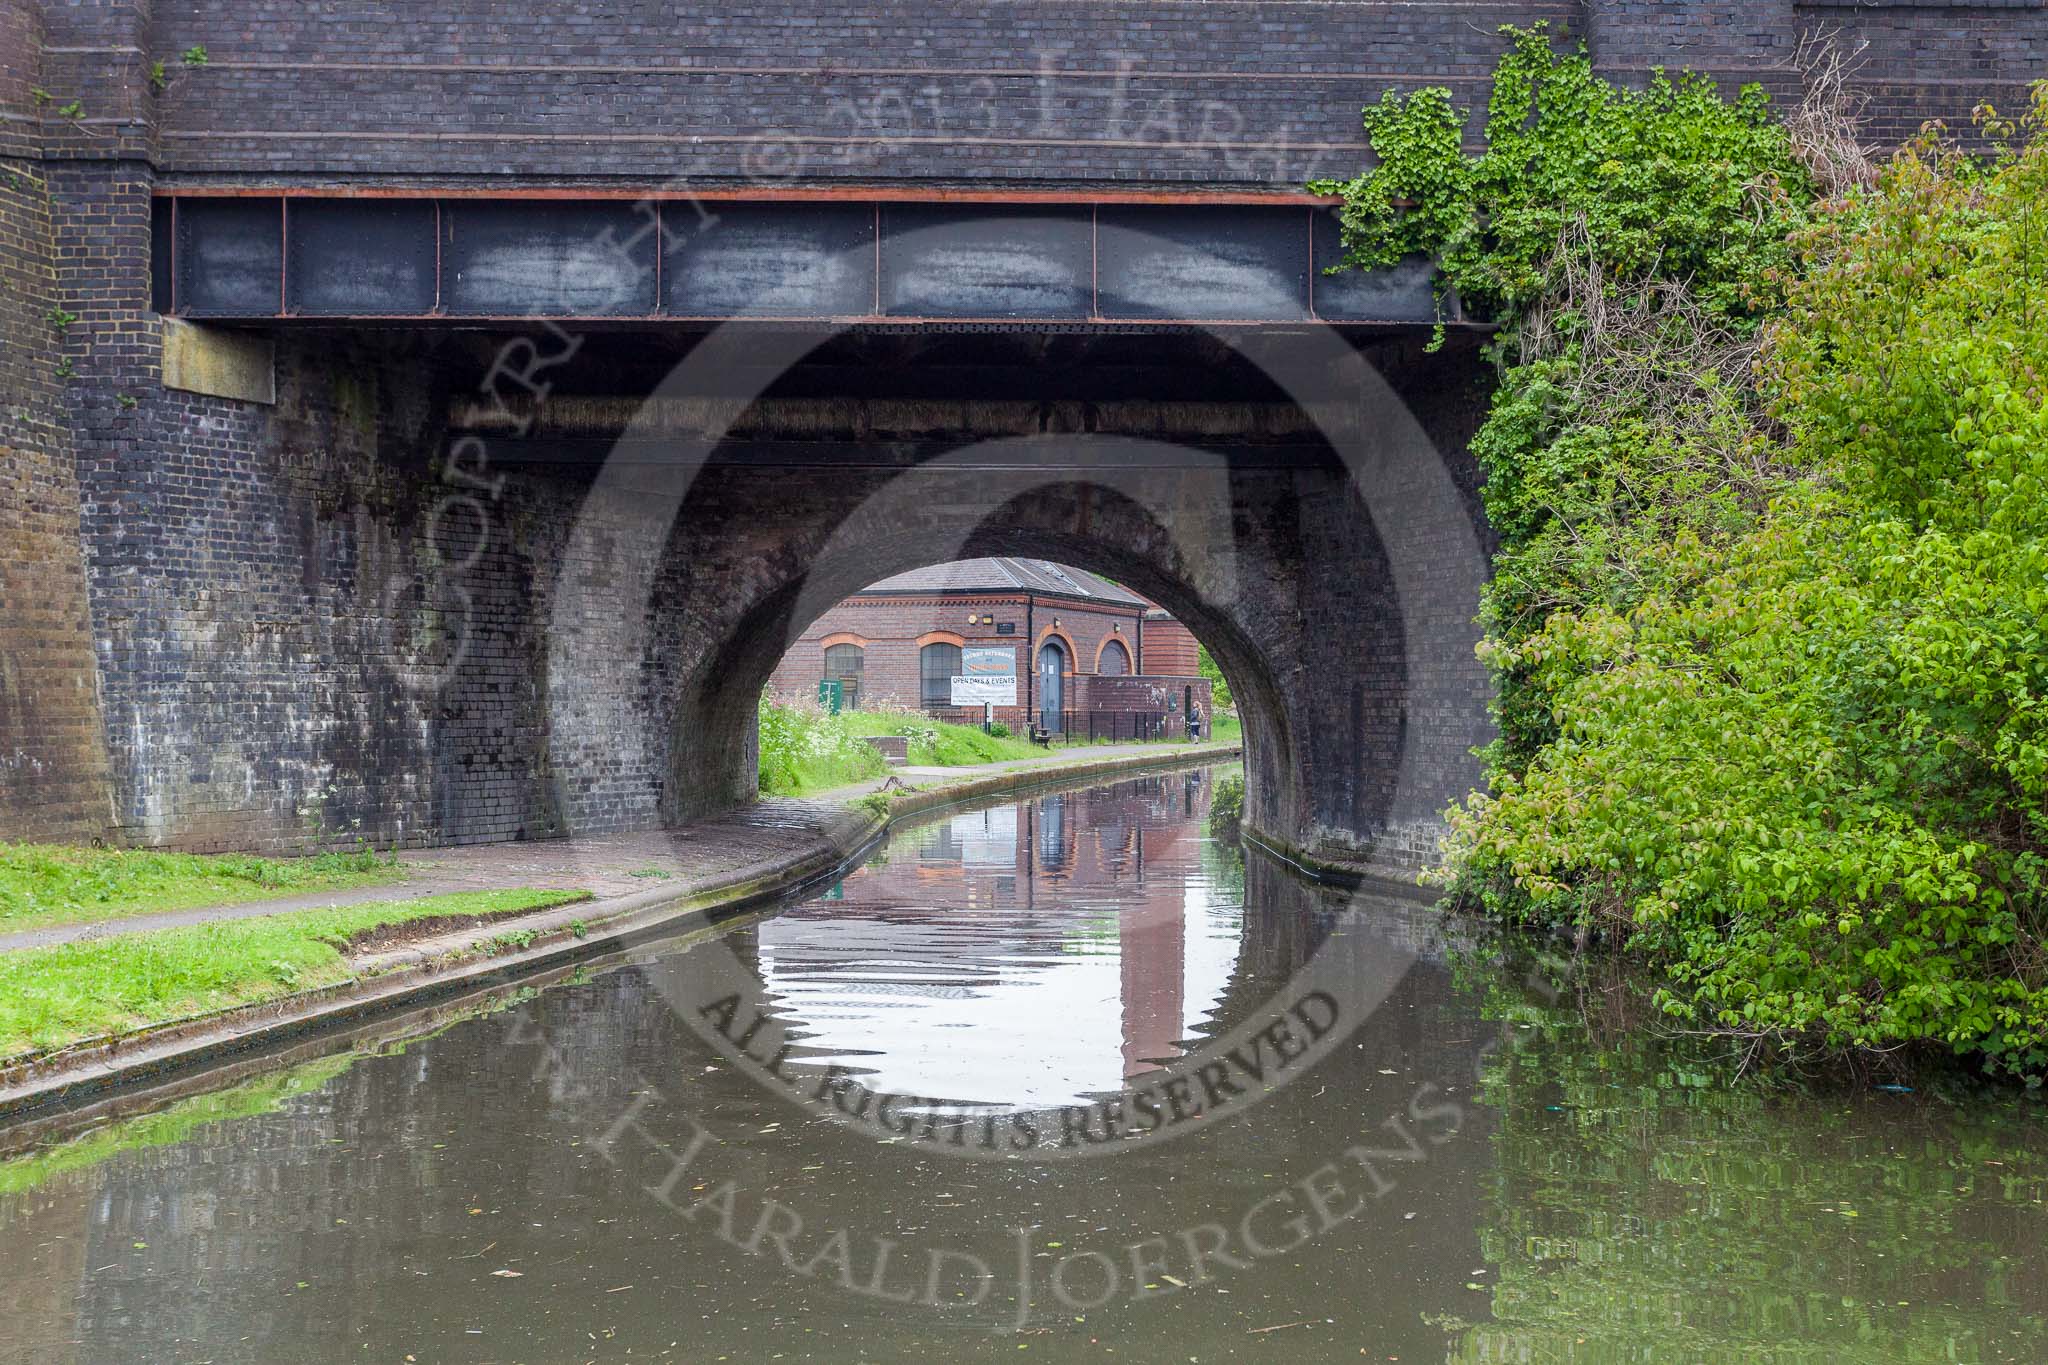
[[153, 193, 1452, 328]]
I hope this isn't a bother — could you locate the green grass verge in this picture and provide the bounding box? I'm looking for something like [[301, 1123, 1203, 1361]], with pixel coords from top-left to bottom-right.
[[835, 710, 1046, 765], [758, 698, 891, 796], [0, 887, 590, 1062], [0, 842, 405, 934], [761, 697, 1244, 798]]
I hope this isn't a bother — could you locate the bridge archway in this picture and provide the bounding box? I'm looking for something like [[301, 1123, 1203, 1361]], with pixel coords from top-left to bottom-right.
[[543, 320, 1492, 879], [661, 469, 1307, 839]]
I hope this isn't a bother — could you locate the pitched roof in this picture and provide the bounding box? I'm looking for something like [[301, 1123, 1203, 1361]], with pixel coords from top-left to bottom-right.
[[857, 558, 1147, 607]]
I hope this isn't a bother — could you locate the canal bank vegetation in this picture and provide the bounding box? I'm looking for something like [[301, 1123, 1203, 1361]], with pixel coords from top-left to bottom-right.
[[757, 695, 1240, 798], [1197, 643, 1234, 711], [1322, 30, 2048, 1077], [0, 888, 590, 1062], [757, 697, 1042, 795], [0, 841, 401, 934], [757, 697, 892, 795]]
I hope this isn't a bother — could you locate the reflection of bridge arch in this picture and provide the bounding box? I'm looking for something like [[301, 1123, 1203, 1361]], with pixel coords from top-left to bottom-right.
[[743, 774, 1456, 1113]]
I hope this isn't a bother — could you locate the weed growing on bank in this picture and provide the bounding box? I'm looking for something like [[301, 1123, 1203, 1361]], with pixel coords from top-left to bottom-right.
[[836, 708, 1045, 766], [1209, 771, 1245, 843], [757, 698, 892, 796]]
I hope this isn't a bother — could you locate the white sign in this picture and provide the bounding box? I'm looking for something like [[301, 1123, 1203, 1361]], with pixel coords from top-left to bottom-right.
[[951, 646, 1017, 705], [950, 675, 1016, 705]]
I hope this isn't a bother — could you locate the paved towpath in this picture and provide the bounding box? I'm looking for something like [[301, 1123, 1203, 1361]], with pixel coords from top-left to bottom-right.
[[0, 740, 1238, 953]]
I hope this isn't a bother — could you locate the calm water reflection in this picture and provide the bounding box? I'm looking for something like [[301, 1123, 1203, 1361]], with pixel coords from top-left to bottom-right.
[[0, 768, 2043, 1364], [754, 784, 1243, 1107]]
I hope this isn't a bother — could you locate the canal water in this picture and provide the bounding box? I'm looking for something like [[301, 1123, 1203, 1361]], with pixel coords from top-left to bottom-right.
[[1, 767, 2043, 1363]]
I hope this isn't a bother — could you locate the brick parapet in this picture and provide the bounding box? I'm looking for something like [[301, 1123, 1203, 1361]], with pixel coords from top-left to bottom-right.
[[119, 1, 2048, 187]]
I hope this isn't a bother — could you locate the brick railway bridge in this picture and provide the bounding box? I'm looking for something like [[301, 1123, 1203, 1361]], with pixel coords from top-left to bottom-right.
[[4, 2, 2043, 877]]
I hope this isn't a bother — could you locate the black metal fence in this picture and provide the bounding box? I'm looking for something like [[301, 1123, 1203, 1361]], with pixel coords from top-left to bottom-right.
[[921, 706, 1183, 744]]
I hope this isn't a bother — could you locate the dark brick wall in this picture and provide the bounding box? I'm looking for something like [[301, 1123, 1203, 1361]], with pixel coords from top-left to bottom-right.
[[0, 0, 42, 160], [1585, 1, 2047, 144], [136, 1, 2048, 189], [142, 0, 1576, 187], [0, 134, 115, 841], [67, 326, 584, 852]]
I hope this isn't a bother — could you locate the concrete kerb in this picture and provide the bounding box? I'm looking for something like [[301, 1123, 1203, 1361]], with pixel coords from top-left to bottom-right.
[[0, 742, 1241, 1123]]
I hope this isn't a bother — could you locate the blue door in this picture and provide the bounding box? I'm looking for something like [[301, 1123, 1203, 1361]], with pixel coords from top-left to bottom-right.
[[1038, 642, 1065, 733]]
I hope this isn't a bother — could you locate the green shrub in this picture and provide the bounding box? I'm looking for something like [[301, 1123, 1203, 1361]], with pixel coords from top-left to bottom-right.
[[1197, 645, 1234, 711], [1325, 30, 2048, 1077], [1449, 104, 2048, 1076]]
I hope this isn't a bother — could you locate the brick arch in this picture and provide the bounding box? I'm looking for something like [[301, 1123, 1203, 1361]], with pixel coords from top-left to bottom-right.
[[915, 630, 967, 650], [549, 329, 1492, 879], [1033, 626, 1079, 673], [634, 468, 1307, 842], [1093, 634, 1133, 676], [817, 631, 869, 652]]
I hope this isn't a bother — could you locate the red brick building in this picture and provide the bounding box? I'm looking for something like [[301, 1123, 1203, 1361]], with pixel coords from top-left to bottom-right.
[[766, 559, 1211, 736]]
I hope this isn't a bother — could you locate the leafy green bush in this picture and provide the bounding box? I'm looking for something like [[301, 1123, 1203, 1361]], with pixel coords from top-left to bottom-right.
[[984, 721, 1012, 739], [1324, 30, 2048, 1076], [1313, 25, 1807, 345], [1455, 106, 2048, 1075], [1317, 25, 1814, 768]]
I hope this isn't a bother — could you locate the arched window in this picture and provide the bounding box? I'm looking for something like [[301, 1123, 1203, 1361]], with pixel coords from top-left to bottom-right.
[[823, 643, 864, 708], [920, 642, 962, 706], [1098, 638, 1131, 676]]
